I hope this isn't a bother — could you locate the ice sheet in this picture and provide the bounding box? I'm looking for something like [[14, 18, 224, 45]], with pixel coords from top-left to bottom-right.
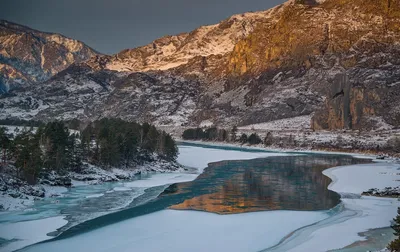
[[268, 163, 400, 252], [19, 210, 328, 252], [0, 216, 67, 252], [177, 144, 288, 172]]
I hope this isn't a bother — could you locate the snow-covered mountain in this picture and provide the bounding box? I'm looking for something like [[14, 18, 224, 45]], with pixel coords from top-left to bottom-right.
[[1, 0, 400, 130], [0, 20, 98, 93]]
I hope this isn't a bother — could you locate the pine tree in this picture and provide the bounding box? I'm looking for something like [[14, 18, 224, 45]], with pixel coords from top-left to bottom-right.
[[0, 127, 12, 166], [143, 125, 159, 154], [239, 133, 248, 144], [78, 119, 179, 168], [25, 134, 42, 184], [122, 127, 139, 167], [66, 134, 83, 172], [157, 132, 166, 156], [14, 129, 32, 179], [6, 119, 179, 183], [204, 127, 218, 140], [230, 126, 238, 142], [163, 133, 178, 161], [182, 129, 195, 140], [217, 129, 228, 142], [264, 132, 274, 146], [43, 121, 69, 172], [248, 133, 262, 145], [14, 129, 43, 184], [388, 207, 400, 251], [99, 130, 120, 168]]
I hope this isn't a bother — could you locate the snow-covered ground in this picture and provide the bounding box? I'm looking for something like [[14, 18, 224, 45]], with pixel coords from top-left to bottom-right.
[[238, 115, 313, 131], [271, 163, 400, 252], [160, 115, 400, 156], [282, 198, 398, 252], [0, 195, 35, 212], [237, 115, 395, 132], [0, 125, 83, 138], [324, 163, 399, 195]]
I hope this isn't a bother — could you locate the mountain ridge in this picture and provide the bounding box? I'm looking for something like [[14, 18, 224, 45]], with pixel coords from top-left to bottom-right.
[[1, 0, 400, 132], [0, 20, 99, 93]]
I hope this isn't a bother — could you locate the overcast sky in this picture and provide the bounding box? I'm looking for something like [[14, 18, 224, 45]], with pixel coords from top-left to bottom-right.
[[0, 0, 285, 54]]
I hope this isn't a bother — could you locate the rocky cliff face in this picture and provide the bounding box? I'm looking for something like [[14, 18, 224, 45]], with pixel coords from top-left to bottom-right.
[[1, 0, 399, 130], [224, 0, 400, 130], [99, 6, 285, 73], [0, 20, 98, 93]]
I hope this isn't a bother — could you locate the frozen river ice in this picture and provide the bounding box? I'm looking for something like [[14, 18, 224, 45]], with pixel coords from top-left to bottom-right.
[[0, 143, 399, 252]]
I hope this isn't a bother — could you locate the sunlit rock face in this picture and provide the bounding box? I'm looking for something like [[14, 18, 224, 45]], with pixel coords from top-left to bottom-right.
[[1, 0, 400, 130], [0, 20, 98, 93]]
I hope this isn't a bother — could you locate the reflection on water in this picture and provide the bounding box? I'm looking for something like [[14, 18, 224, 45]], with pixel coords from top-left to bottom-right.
[[167, 155, 370, 213], [55, 153, 370, 240]]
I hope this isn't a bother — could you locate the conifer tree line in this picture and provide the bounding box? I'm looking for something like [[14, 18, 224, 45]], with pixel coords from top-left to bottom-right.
[[182, 126, 263, 145], [0, 118, 178, 184], [388, 207, 400, 251]]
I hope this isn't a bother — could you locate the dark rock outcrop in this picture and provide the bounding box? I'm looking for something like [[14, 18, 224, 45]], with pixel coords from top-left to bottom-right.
[[362, 187, 400, 198]]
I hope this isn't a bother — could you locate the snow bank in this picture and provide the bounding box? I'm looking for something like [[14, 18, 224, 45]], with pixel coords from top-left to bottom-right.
[[41, 185, 68, 198], [270, 163, 400, 252], [123, 173, 198, 188], [323, 163, 400, 194], [177, 144, 288, 173], [0, 216, 67, 252], [282, 198, 400, 252], [178, 140, 383, 162], [0, 195, 35, 212]]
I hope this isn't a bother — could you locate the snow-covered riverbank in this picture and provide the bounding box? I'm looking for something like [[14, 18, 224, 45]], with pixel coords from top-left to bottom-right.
[[178, 140, 400, 163], [160, 123, 400, 157], [0, 159, 183, 212]]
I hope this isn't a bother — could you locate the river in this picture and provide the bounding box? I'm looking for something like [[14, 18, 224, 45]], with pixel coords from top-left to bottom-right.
[[0, 143, 398, 252]]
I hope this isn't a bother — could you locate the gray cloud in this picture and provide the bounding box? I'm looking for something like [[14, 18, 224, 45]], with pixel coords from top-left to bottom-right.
[[0, 0, 286, 54]]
